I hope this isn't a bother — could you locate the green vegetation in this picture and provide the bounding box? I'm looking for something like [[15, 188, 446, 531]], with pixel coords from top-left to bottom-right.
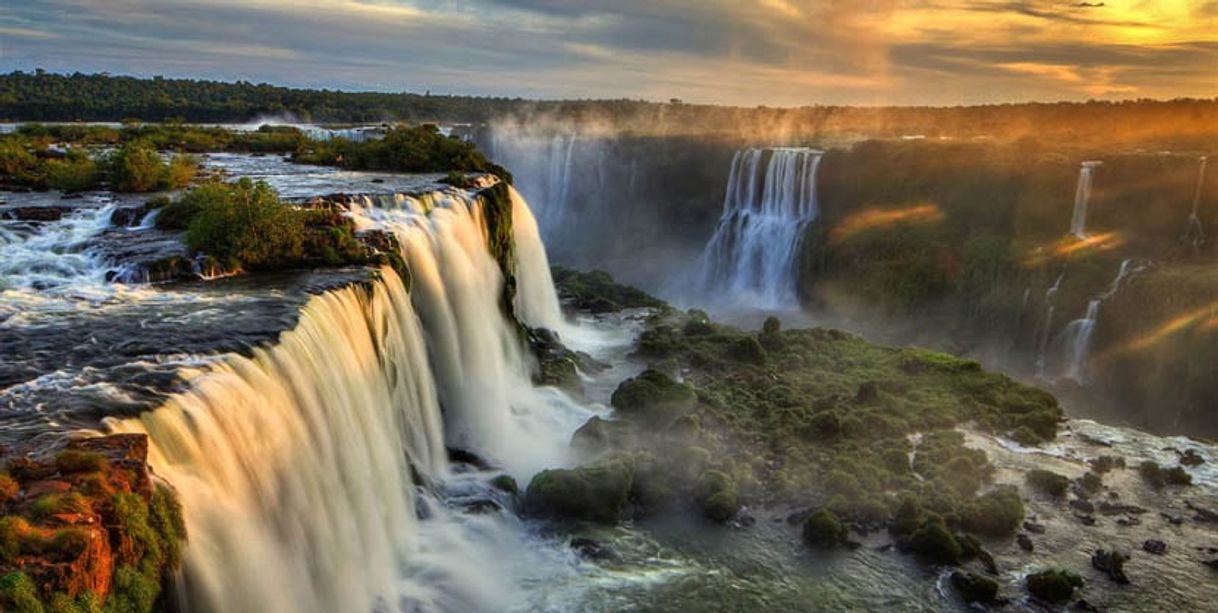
[[293, 124, 511, 182], [950, 572, 999, 605], [1138, 461, 1192, 489], [550, 268, 668, 313], [1025, 569, 1083, 604], [1026, 469, 1071, 497], [609, 369, 696, 426], [801, 509, 847, 549], [0, 134, 196, 193], [154, 178, 378, 272]]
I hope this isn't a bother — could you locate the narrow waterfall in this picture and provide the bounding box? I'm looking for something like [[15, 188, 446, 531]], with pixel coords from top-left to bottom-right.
[[1184, 155, 1208, 248], [1034, 273, 1064, 378], [108, 184, 591, 613], [1054, 258, 1145, 383], [698, 147, 823, 308], [1070, 161, 1102, 238]]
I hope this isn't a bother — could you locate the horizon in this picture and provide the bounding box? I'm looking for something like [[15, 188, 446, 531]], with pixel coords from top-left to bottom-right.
[[3, 1, 1216, 107]]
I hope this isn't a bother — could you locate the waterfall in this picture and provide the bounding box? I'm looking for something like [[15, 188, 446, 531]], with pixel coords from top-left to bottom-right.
[[1060, 299, 1100, 382], [108, 184, 592, 612], [697, 147, 823, 308], [1053, 258, 1145, 383], [1070, 161, 1102, 238], [1184, 155, 1208, 248], [1034, 273, 1064, 378]]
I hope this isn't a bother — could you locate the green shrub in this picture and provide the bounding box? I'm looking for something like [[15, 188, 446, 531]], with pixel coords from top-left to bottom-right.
[[44, 151, 100, 193], [908, 515, 963, 564], [165, 155, 197, 189], [0, 473, 17, 503], [962, 486, 1024, 537], [802, 509, 847, 549], [610, 370, 697, 425], [107, 140, 166, 192], [174, 179, 306, 270], [1139, 460, 1192, 489], [1026, 469, 1070, 497]]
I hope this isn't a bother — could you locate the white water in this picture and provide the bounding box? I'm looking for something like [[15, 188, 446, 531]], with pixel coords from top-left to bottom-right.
[[1070, 161, 1102, 238], [0, 200, 118, 291], [109, 183, 600, 612], [1034, 273, 1064, 378], [697, 147, 823, 308], [1054, 258, 1145, 382]]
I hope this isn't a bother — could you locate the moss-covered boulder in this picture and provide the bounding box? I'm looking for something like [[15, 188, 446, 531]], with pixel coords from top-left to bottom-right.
[[524, 460, 634, 524], [1026, 569, 1083, 604], [610, 370, 697, 426], [951, 571, 999, 604], [962, 486, 1024, 537]]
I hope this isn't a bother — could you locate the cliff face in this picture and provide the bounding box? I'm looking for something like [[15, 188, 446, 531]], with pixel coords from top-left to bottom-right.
[[0, 434, 185, 613]]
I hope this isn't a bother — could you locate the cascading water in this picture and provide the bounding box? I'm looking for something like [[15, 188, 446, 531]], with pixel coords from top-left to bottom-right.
[[108, 184, 595, 613], [698, 147, 823, 308], [1034, 273, 1064, 378], [1054, 258, 1146, 383], [1070, 161, 1102, 238], [1183, 155, 1208, 248]]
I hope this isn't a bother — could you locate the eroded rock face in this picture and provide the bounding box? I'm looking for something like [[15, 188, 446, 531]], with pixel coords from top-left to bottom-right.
[[0, 434, 185, 612]]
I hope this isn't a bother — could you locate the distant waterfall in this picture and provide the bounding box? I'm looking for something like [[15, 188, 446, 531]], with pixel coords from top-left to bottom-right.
[[698, 147, 823, 308], [1034, 273, 1064, 378], [1070, 161, 1102, 238], [482, 128, 609, 262], [1184, 156, 1208, 248], [110, 185, 588, 613], [1053, 258, 1145, 383]]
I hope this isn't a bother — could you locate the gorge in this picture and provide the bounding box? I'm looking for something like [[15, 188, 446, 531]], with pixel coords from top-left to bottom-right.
[[1, 109, 1217, 613]]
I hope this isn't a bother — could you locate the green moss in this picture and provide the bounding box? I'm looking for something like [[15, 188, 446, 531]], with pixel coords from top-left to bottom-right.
[[610, 369, 696, 426], [490, 475, 518, 496], [908, 515, 963, 565], [1026, 469, 1070, 497], [524, 459, 634, 524], [550, 267, 668, 313], [54, 450, 108, 474], [1026, 569, 1083, 604]]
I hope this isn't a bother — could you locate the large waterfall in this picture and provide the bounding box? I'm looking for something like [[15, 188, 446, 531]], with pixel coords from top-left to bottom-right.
[[1070, 161, 1102, 238], [108, 185, 592, 612], [698, 147, 823, 308]]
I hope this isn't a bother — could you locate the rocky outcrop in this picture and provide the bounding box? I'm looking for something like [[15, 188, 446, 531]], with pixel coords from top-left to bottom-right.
[[0, 434, 185, 613]]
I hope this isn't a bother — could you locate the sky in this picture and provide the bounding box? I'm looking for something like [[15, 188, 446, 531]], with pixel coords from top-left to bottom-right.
[[1, 1, 1215, 106]]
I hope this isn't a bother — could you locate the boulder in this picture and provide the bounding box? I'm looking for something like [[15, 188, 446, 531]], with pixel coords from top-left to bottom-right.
[[951, 572, 999, 605], [1091, 548, 1131, 584], [524, 460, 634, 524]]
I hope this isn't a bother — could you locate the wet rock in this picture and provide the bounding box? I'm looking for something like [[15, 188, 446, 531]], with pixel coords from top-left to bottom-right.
[[1179, 449, 1205, 467], [951, 571, 999, 605], [875, 543, 894, 553], [570, 537, 617, 561], [1186, 502, 1218, 523], [1017, 533, 1035, 552], [109, 204, 152, 227], [2, 206, 72, 222], [1026, 569, 1083, 605], [489, 474, 518, 495], [1099, 501, 1147, 516], [1142, 539, 1167, 555], [447, 447, 493, 470], [1070, 499, 1096, 514], [1023, 521, 1047, 534], [735, 513, 756, 528], [1074, 598, 1101, 611], [1117, 517, 1141, 527], [1204, 559, 1218, 571], [1075, 513, 1097, 526], [461, 499, 502, 514], [1161, 513, 1186, 526], [1091, 548, 1131, 584]]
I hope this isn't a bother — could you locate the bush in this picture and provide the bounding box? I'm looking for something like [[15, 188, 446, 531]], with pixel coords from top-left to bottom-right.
[[171, 179, 306, 270], [1026, 469, 1070, 497], [524, 460, 634, 524], [1026, 569, 1083, 604], [1090, 455, 1125, 474], [44, 151, 100, 193], [54, 450, 108, 474], [0, 473, 17, 503], [962, 486, 1024, 537], [165, 155, 197, 189], [908, 515, 963, 565], [107, 140, 166, 192], [1139, 461, 1192, 489], [802, 509, 847, 549]]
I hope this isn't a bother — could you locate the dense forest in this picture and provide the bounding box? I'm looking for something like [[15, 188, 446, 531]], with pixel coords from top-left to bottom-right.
[[4, 71, 1218, 148]]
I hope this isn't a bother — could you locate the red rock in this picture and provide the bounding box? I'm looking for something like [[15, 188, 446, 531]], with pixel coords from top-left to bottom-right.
[[26, 479, 73, 496]]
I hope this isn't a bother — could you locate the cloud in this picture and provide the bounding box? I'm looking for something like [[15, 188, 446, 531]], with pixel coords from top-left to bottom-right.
[[2, 0, 1215, 105]]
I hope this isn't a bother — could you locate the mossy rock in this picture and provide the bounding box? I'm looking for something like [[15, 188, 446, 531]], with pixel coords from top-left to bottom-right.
[[524, 460, 634, 524], [1026, 569, 1083, 604], [610, 370, 696, 425], [951, 571, 999, 604], [962, 486, 1024, 537], [907, 515, 963, 565]]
